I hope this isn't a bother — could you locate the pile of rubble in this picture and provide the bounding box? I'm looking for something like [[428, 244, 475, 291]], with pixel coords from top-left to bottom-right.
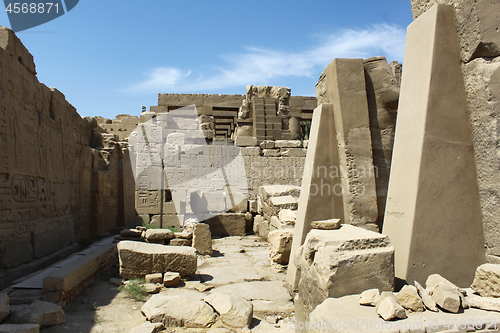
[[359, 264, 500, 321]]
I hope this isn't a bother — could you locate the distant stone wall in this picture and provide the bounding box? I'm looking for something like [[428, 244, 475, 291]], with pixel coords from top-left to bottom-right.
[[0, 27, 134, 273], [410, 1, 500, 262]]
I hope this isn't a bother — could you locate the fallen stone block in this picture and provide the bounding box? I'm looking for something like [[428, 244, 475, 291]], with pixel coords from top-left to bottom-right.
[[163, 272, 181, 288], [414, 280, 438, 312], [145, 273, 163, 284], [359, 289, 379, 306], [174, 231, 193, 239], [375, 293, 407, 321], [268, 229, 293, 265], [269, 196, 298, 210], [310, 219, 341, 230], [11, 301, 65, 327], [0, 324, 40, 333], [0, 294, 9, 323], [471, 264, 500, 297], [145, 229, 174, 241], [278, 209, 296, 225], [192, 223, 212, 256], [117, 241, 197, 278], [432, 282, 461, 313], [141, 294, 217, 328], [396, 285, 424, 312], [274, 140, 302, 148], [426, 274, 462, 293], [170, 239, 192, 246], [144, 283, 161, 294], [468, 295, 500, 312], [43, 243, 117, 304], [298, 225, 394, 316], [204, 293, 253, 328]]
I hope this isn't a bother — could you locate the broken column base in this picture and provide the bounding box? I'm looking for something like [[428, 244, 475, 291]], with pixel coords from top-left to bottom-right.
[[295, 225, 394, 324]]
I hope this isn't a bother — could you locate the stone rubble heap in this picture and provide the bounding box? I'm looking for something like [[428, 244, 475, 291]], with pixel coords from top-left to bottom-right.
[[358, 265, 500, 322]]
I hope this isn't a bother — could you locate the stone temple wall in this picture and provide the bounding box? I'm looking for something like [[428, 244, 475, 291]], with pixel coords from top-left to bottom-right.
[[410, 1, 500, 262], [0, 27, 135, 275]]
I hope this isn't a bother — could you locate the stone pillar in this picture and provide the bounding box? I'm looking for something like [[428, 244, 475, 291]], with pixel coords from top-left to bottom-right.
[[363, 57, 400, 229], [289, 116, 301, 140], [382, 4, 485, 287], [286, 103, 344, 291], [316, 58, 378, 230]]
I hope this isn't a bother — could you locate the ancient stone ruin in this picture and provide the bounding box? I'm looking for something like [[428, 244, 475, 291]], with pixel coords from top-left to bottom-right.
[[1, 0, 500, 332]]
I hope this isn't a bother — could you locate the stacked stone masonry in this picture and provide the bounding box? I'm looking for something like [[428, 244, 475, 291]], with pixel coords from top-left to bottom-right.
[[0, 27, 135, 287]]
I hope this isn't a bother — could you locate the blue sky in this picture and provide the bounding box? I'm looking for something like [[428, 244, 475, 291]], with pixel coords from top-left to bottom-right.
[[0, 1, 413, 119]]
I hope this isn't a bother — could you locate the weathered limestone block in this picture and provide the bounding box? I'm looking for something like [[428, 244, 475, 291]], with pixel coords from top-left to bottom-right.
[[268, 229, 294, 264], [42, 244, 117, 299], [396, 285, 424, 312], [169, 239, 191, 246], [278, 209, 296, 225], [297, 225, 394, 316], [471, 263, 500, 297], [117, 241, 197, 278], [415, 280, 438, 312], [0, 324, 40, 333], [235, 136, 257, 147], [0, 294, 9, 323], [204, 293, 253, 328], [359, 289, 380, 306], [145, 229, 174, 241], [12, 301, 65, 327], [287, 104, 344, 290], [382, 5, 485, 287], [192, 223, 212, 256], [316, 58, 379, 228], [463, 57, 500, 258], [275, 140, 302, 148], [141, 295, 217, 328], [468, 295, 500, 312], [144, 283, 161, 294], [310, 219, 341, 230], [375, 292, 407, 321], [363, 56, 399, 227], [431, 282, 461, 313], [411, 0, 500, 61], [174, 231, 192, 239], [163, 272, 181, 288], [145, 273, 163, 284]]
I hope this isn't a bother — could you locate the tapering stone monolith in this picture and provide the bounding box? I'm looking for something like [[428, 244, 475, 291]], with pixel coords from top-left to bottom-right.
[[286, 103, 344, 290], [382, 4, 485, 287], [316, 58, 379, 230]]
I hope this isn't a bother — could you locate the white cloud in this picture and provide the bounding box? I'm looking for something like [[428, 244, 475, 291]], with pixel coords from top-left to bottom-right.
[[128, 23, 405, 93]]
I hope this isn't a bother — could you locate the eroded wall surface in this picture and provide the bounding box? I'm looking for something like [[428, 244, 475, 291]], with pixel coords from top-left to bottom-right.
[[410, 1, 500, 262], [0, 27, 134, 271]]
